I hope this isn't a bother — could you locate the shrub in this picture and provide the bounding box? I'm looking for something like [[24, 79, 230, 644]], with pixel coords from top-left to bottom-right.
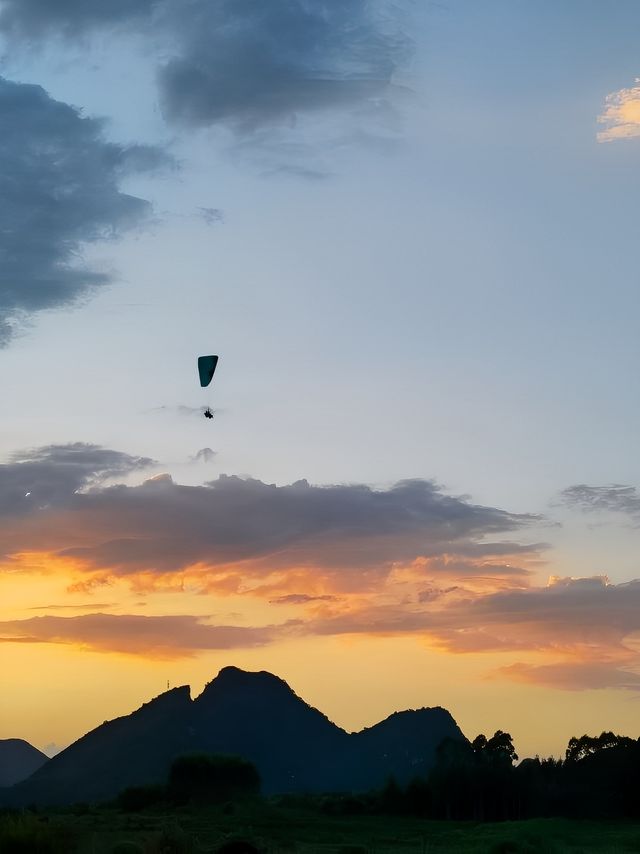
[[214, 841, 262, 854], [143, 820, 194, 854], [168, 754, 260, 805], [0, 813, 75, 854], [111, 843, 145, 854], [487, 839, 559, 854], [118, 784, 166, 812]]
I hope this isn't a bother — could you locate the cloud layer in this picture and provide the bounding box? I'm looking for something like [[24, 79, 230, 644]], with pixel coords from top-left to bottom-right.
[[0, 0, 409, 133], [4, 443, 639, 692], [0, 445, 542, 592], [0, 612, 282, 657], [0, 443, 153, 517], [0, 76, 166, 345], [156, 0, 406, 131], [560, 484, 640, 523]]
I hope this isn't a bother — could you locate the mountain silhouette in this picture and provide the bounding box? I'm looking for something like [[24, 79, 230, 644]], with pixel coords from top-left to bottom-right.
[[2, 666, 466, 806], [0, 739, 48, 787]]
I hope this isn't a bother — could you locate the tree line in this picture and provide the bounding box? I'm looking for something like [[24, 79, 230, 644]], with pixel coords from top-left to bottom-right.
[[116, 731, 640, 823], [353, 730, 640, 821]]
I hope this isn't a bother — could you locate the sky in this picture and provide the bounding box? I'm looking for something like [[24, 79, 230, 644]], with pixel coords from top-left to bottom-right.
[[1, 0, 640, 762]]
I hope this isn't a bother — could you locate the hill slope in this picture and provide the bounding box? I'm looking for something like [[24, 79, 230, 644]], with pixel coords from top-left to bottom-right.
[[3, 666, 467, 805], [0, 739, 48, 786]]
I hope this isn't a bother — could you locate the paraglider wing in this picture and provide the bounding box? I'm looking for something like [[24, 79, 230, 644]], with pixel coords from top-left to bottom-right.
[[198, 355, 219, 387]]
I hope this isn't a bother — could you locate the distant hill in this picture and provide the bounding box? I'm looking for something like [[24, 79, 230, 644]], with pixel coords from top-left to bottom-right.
[[0, 739, 48, 787], [2, 666, 466, 806]]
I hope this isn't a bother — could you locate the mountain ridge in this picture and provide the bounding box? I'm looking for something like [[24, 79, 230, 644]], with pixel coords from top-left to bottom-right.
[[2, 666, 467, 806], [0, 739, 49, 787]]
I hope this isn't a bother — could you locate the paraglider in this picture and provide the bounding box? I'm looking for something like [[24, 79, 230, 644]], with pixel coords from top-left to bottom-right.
[[198, 355, 219, 419]]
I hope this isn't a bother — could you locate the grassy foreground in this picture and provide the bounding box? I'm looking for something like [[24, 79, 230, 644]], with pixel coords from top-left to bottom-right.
[[2, 800, 640, 853]]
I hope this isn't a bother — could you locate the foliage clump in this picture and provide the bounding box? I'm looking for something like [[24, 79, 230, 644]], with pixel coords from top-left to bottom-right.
[[144, 820, 194, 854], [214, 841, 263, 854], [110, 842, 145, 854], [0, 812, 75, 853], [168, 754, 260, 805], [117, 784, 166, 812]]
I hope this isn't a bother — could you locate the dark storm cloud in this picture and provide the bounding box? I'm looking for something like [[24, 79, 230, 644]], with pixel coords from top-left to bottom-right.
[[0, 0, 409, 132], [0, 443, 153, 517], [0, 76, 167, 345], [0, 612, 284, 657], [560, 484, 640, 523]]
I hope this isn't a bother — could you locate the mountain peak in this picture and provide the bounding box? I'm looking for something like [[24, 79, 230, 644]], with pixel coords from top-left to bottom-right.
[[198, 666, 295, 700], [2, 667, 467, 805], [141, 684, 191, 709], [0, 739, 48, 787]]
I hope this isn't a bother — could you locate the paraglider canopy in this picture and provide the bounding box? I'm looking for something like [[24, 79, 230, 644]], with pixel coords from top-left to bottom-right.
[[198, 355, 219, 387]]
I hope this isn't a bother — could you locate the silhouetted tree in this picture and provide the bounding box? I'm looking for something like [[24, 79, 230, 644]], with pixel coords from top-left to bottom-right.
[[565, 731, 635, 762], [379, 775, 404, 814], [168, 754, 260, 805], [485, 730, 518, 764], [429, 732, 520, 820], [429, 737, 476, 819], [404, 776, 432, 817]]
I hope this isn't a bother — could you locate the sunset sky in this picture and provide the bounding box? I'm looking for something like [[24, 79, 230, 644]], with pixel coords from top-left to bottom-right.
[[2, 0, 640, 763]]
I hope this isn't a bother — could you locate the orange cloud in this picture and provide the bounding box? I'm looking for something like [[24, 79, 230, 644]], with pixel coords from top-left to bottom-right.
[[496, 661, 640, 691], [0, 613, 291, 659], [8, 444, 635, 692], [3, 571, 640, 692], [0, 446, 545, 598], [597, 81, 640, 142]]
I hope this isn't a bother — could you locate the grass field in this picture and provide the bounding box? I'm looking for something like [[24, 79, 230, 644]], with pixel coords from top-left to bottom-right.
[[2, 800, 640, 854]]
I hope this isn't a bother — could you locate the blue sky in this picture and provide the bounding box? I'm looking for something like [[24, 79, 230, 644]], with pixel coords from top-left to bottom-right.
[[2, 1, 640, 757]]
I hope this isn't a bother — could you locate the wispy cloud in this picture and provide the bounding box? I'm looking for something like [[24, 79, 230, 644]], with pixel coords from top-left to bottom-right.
[[270, 593, 339, 605], [190, 448, 217, 464], [27, 602, 115, 610], [597, 80, 640, 142], [496, 661, 640, 692], [197, 207, 224, 226], [559, 483, 640, 524], [0, 612, 287, 658], [304, 575, 640, 691]]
